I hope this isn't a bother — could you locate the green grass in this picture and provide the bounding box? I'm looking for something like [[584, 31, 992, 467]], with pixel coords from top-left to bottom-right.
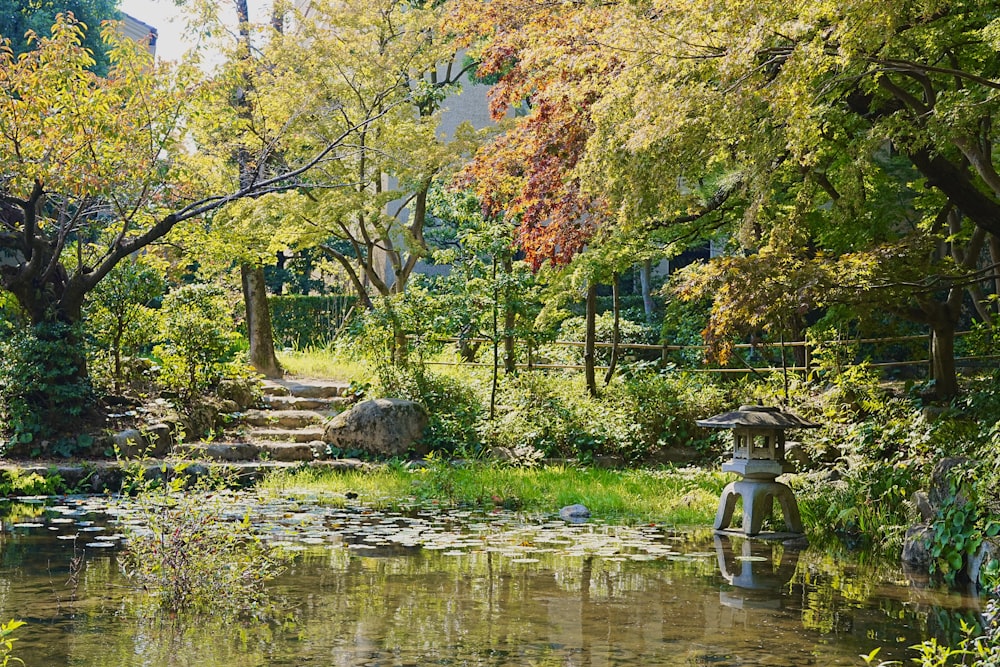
[[259, 462, 734, 526], [276, 347, 371, 381]]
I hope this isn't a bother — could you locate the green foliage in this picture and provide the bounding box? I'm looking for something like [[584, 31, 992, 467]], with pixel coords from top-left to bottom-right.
[[0, 0, 121, 74], [963, 320, 1000, 359], [660, 296, 710, 366], [153, 284, 244, 400], [0, 321, 95, 453], [120, 472, 292, 619], [600, 369, 728, 461], [0, 292, 23, 339], [348, 293, 439, 374], [928, 462, 1000, 586], [0, 618, 24, 667], [482, 369, 724, 462], [545, 312, 653, 366], [865, 590, 1000, 666], [0, 468, 64, 496], [85, 257, 165, 393], [797, 458, 920, 553], [487, 373, 592, 459], [268, 294, 356, 349], [427, 188, 542, 362]]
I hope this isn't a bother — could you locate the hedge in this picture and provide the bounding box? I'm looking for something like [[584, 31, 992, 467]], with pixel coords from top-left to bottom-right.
[[268, 294, 357, 349]]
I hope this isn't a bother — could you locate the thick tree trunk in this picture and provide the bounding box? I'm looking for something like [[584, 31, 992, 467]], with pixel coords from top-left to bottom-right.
[[585, 281, 598, 398], [242, 264, 283, 378], [930, 323, 959, 400], [912, 296, 963, 400]]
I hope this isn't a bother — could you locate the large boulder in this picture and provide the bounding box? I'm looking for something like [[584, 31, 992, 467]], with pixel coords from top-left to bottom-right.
[[323, 398, 428, 457]]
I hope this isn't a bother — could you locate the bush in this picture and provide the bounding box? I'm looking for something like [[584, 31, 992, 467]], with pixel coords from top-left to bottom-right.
[[367, 361, 484, 456], [598, 370, 728, 461], [545, 313, 654, 366], [0, 321, 95, 454], [486, 373, 596, 459], [153, 284, 244, 399], [0, 292, 24, 338], [660, 297, 710, 366], [119, 474, 291, 619], [85, 258, 165, 393]]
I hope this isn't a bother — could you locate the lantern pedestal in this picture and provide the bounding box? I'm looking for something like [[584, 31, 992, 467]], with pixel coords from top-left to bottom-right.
[[714, 478, 802, 536]]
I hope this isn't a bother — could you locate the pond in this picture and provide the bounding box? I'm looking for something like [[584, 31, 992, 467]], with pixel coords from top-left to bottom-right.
[[0, 494, 987, 666]]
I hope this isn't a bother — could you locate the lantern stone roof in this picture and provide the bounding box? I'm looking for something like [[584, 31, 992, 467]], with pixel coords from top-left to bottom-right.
[[696, 405, 819, 430]]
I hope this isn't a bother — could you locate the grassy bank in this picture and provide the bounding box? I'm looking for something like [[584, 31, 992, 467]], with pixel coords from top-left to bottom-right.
[[260, 462, 732, 526]]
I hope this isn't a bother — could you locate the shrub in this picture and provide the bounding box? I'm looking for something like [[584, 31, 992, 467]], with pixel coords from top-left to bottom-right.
[[928, 461, 1000, 586], [367, 361, 484, 456], [119, 474, 292, 619], [0, 292, 23, 339], [545, 312, 654, 366], [598, 369, 728, 461], [153, 284, 244, 399], [485, 373, 600, 459], [85, 258, 165, 393], [660, 297, 711, 366], [0, 321, 95, 454]]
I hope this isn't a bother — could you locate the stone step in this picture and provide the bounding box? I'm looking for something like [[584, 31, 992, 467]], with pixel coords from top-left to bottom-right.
[[243, 408, 325, 429], [262, 378, 351, 399], [251, 426, 326, 443], [263, 394, 353, 412], [172, 442, 261, 462], [258, 441, 325, 462]]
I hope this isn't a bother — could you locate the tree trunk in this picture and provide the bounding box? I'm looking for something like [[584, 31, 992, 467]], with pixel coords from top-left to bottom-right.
[[585, 281, 598, 398], [912, 295, 963, 400], [502, 254, 516, 374], [242, 264, 283, 378], [274, 251, 286, 296], [604, 273, 620, 385], [929, 323, 959, 400], [490, 255, 499, 422], [991, 234, 1000, 319], [640, 260, 655, 326]]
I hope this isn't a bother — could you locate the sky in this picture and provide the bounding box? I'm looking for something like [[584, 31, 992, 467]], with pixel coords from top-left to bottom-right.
[[119, 0, 190, 62]]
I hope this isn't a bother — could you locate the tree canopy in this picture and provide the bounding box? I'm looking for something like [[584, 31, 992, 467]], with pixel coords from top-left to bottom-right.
[[264, 0, 481, 305], [448, 0, 1000, 397], [0, 11, 381, 426]]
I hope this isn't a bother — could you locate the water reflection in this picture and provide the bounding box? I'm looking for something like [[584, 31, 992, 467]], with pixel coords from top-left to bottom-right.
[[714, 533, 800, 610], [0, 496, 987, 666]]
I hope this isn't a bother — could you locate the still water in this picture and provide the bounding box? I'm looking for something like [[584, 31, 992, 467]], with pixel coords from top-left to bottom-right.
[[0, 494, 986, 666]]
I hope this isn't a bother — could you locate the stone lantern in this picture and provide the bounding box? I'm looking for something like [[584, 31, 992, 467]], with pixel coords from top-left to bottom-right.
[[697, 405, 818, 536]]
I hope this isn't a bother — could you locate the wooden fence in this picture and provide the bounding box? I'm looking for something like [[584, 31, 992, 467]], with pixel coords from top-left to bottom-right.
[[418, 331, 999, 378]]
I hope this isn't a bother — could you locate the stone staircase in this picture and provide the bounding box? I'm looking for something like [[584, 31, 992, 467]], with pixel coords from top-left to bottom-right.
[[176, 378, 354, 464], [0, 378, 366, 495]]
